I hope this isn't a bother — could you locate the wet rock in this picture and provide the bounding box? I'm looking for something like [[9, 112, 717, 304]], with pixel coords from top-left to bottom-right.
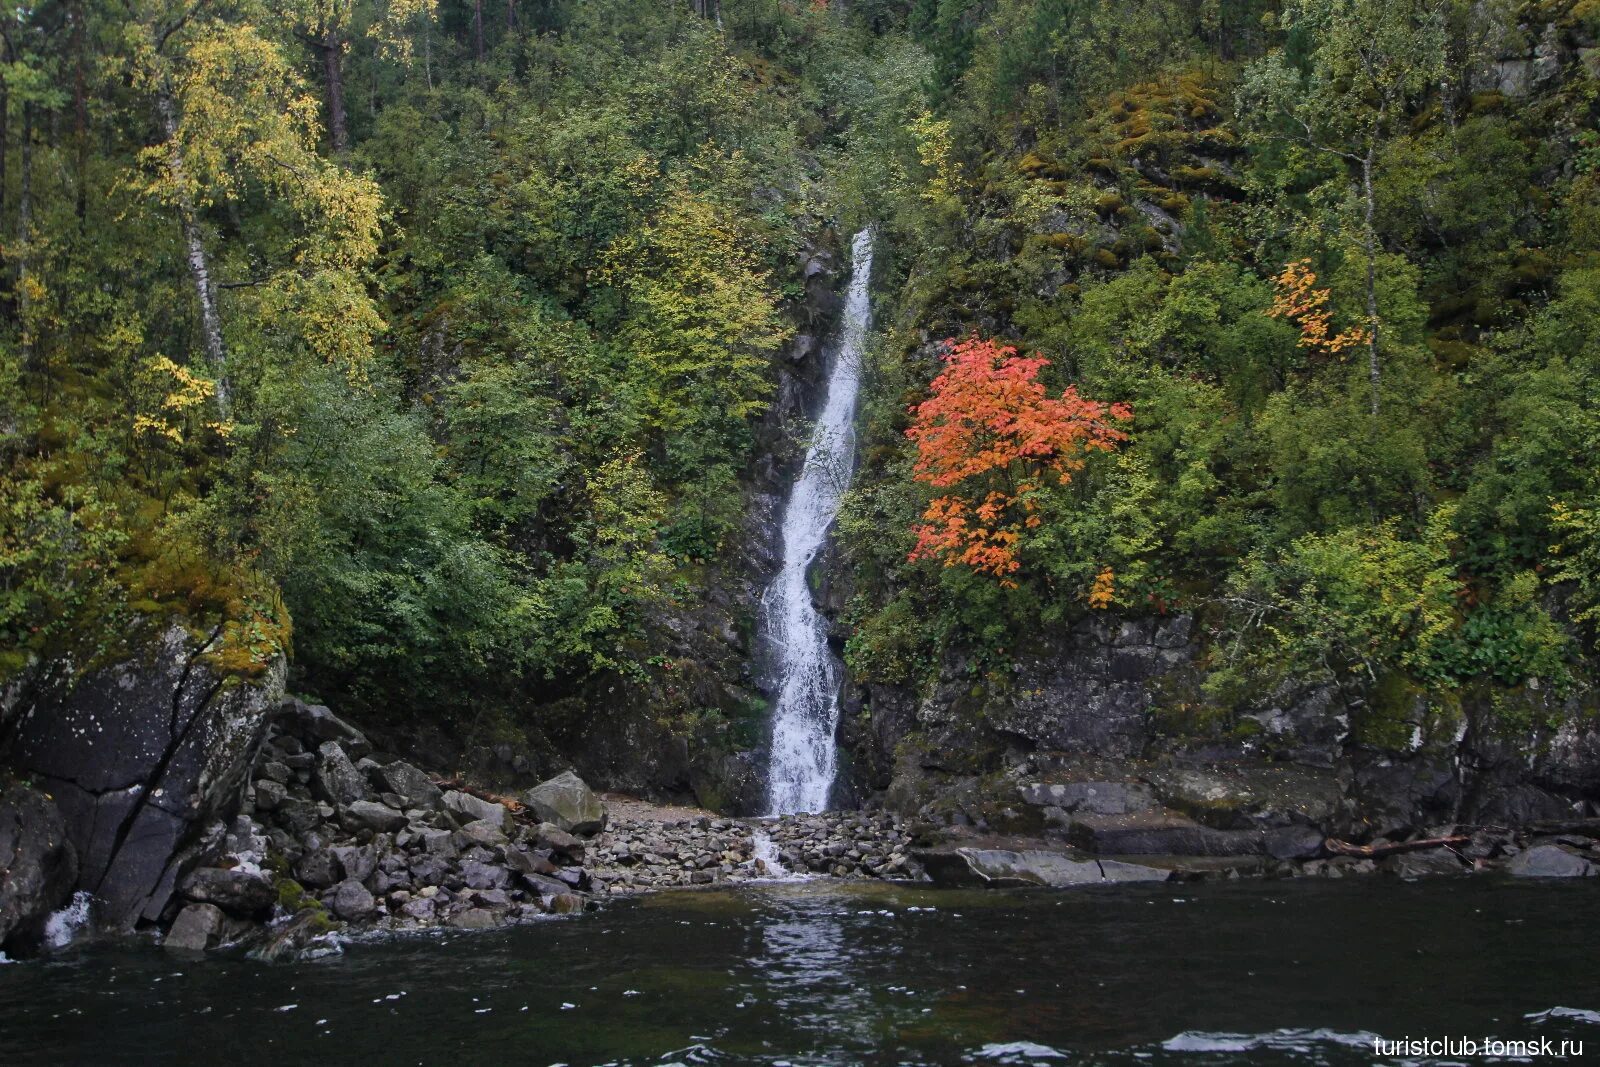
[[0, 785, 78, 954], [521, 771, 607, 836], [251, 909, 338, 963], [1508, 843, 1597, 878], [164, 902, 225, 952], [343, 800, 406, 834], [548, 893, 585, 914], [179, 865, 276, 918], [329, 879, 376, 920], [313, 742, 368, 807], [443, 790, 506, 829], [916, 847, 1170, 887]]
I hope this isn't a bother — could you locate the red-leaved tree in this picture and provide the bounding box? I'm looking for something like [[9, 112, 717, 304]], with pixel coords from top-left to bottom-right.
[[906, 337, 1132, 588]]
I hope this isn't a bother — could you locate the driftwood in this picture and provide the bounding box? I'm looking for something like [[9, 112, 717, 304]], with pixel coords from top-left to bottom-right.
[[1323, 834, 1470, 858]]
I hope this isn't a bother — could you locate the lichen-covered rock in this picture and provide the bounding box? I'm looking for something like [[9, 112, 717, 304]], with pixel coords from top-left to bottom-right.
[[0, 784, 78, 954], [521, 771, 607, 835], [3, 621, 286, 930]]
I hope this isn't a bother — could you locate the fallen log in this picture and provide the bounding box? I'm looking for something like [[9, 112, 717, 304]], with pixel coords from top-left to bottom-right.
[[431, 776, 526, 814], [1324, 835, 1470, 858]]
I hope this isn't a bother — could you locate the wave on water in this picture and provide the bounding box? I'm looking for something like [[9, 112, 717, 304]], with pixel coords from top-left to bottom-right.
[[1525, 1007, 1600, 1027], [970, 1041, 1072, 1062], [1161, 1028, 1380, 1053]]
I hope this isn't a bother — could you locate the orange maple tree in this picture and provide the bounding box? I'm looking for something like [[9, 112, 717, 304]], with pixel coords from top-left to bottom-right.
[[1266, 259, 1369, 358], [906, 336, 1132, 588]]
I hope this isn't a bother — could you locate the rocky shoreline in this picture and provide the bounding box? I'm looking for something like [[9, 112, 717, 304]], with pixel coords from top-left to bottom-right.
[[5, 695, 1596, 962], [145, 701, 929, 957]]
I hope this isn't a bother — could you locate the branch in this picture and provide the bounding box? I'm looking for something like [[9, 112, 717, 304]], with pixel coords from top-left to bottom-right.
[[1324, 834, 1469, 857]]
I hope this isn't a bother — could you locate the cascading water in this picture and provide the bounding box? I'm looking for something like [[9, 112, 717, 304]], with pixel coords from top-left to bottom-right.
[[762, 227, 876, 815]]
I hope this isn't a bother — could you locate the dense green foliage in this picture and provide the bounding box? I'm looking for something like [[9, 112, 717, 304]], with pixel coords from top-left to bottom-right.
[[839, 0, 1600, 716], [2, 0, 1596, 741]]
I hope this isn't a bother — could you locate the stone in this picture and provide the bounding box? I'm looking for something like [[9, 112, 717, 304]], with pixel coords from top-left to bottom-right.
[[1066, 812, 1268, 856], [371, 762, 442, 811], [250, 909, 336, 963], [164, 902, 225, 952], [455, 819, 509, 849], [504, 848, 560, 877], [462, 860, 510, 891], [443, 790, 506, 829], [253, 780, 287, 812], [420, 828, 459, 857], [1508, 843, 1597, 878], [547, 894, 585, 914], [343, 800, 407, 834], [0, 785, 79, 954], [408, 855, 450, 887], [916, 847, 1170, 888], [1264, 825, 1326, 861], [531, 823, 585, 861], [331, 844, 377, 884], [283, 700, 370, 756], [521, 771, 607, 836], [275, 797, 321, 834], [400, 896, 436, 922], [179, 865, 276, 917], [258, 761, 291, 784], [449, 907, 501, 929], [313, 742, 368, 807], [329, 879, 376, 921], [1384, 848, 1465, 878], [296, 849, 341, 890], [6, 622, 286, 930]]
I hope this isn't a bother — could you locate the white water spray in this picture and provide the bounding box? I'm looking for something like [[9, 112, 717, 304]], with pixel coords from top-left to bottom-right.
[[762, 228, 875, 815]]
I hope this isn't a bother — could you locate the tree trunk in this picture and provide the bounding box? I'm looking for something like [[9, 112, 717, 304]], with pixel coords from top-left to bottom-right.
[[157, 88, 230, 413], [1362, 144, 1380, 417], [19, 102, 33, 369], [321, 32, 349, 155], [72, 0, 90, 223], [472, 0, 486, 61]]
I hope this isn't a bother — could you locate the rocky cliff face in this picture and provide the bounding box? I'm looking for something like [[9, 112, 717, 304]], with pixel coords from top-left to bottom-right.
[[0, 621, 285, 945], [841, 611, 1600, 845]]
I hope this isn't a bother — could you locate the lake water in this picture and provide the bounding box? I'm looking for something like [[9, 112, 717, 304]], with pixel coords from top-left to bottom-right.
[[3, 878, 1597, 1065]]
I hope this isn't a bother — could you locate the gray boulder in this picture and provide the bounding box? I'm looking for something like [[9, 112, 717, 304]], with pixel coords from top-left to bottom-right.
[[179, 865, 276, 917], [371, 762, 442, 811], [0, 785, 79, 954], [331, 844, 377, 884], [443, 790, 506, 829], [329, 879, 375, 921], [1509, 843, 1597, 878], [455, 819, 509, 849], [164, 902, 225, 952], [1384, 847, 1466, 878], [313, 742, 368, 807], [343, 800, 406, 834], [521, 771, 607, 835]]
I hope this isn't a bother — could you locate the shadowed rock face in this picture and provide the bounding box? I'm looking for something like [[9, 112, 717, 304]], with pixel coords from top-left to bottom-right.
[[0, 784, 79, 953], [3, 622, 285, 931]]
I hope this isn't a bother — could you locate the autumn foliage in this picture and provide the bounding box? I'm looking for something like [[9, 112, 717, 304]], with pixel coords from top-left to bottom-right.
[[906, 337, 1132, 587], [1266, 259, 1369, 357]]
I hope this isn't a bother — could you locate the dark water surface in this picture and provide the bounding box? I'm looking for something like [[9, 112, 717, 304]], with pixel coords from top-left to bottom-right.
[[3, 878, 1597, 1065]]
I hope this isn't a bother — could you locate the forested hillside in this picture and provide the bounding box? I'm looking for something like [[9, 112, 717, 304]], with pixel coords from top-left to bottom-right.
[[2, 0, 1598, 786]]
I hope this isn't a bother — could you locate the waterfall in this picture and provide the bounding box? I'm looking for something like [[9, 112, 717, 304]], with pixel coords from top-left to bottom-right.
[[762, 227, 876, 816]]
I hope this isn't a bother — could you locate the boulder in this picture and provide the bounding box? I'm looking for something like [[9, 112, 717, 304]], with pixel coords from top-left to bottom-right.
[[1508, 843, 1597, 878], [343, 800, 406, 834], [1384, 847, 1466, 878], [461, 861, 510, 891], [530, 822, 585, 861], [328, 879, 375, 921], [455, 819, 509, 849], [164, 902, 225, 952], [313, 742, 368, 807], [5, 621, 287, 930], [443, 790, 506, 829], [330, 844, 377, 884], [916, 847, 1171, 888], [0, 784, 79, 954], [449, 907, 501, 929], [253, 780, 287, 812], [281, 700, 370, 757], [179, 865, 276, 917], [371, 762, 442, 811], [295, 849, 341, 890], [521, 772, 607, 835], [1066, 812, 1269, 856]]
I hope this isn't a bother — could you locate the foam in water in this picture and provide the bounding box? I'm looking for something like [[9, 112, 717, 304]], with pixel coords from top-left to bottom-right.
[[762, 228, 875, 816], [43, 891, 92, 950]]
